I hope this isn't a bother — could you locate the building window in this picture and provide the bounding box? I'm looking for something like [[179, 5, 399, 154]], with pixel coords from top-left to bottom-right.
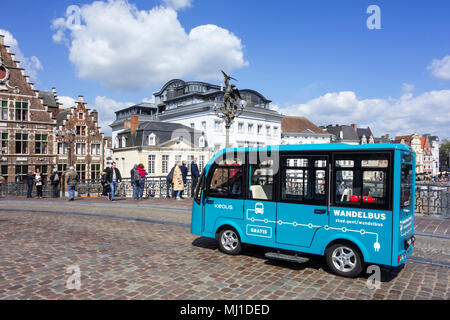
[[1, 133, 8, 154], [214, 120, 222, 132], [201, 121, 207, 130], [76, 143, 86, 155], [257, 124, 263, 135], [76, 126, 86, 136], [114, 137, 119, 149], [91, 164, 101, 180], [162, 155, 169, 174], [148, 155, 156, 174], [1, 100, 8, 120], [199, 136, 206, 148], [35, 134, 48, 154], [273, 127, 278, 136], [190, 123, 195, 129], [78, 112, 84, 120], [1, 165, 8, 181], [266, 126, 271, 136], [57, 142, 67, 155], [76, 164, 86, 180], [238, 122, 244, 133], [248, 123, 254, 134], [15, 101, 28, 121], [90, 144, 100, 155], [15, 133, 28, 154], [121, 136, 126, 148], [15, 165, 28, 182], [57, 164, 67, 177], [148, 133, 156, 146], [199, 155, 205, 173]]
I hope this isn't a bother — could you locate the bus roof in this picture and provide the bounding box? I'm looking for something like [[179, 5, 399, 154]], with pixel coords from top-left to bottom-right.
[[218, 143, 413, 156]]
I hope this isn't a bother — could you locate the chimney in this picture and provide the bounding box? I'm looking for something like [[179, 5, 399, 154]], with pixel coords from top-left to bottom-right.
[[52, 87, 57, 96], [0, 35, 4, 46], [123, 120, 131, 130], [351, 124, 357, 132], [130, 114, 139, 132]]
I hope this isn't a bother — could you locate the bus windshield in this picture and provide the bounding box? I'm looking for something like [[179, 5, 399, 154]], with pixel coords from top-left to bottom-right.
[[400, 163, 413, 208]]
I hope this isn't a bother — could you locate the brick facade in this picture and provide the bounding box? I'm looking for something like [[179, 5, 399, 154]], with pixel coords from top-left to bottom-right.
[[0, 35, 56, 182], [55, 97, 105, 180]]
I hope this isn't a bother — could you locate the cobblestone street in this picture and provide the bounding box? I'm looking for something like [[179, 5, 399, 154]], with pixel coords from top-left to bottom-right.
[[0, 198, 449, 300]]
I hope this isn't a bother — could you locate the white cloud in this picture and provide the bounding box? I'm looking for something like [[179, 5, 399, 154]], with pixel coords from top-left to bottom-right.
[[280, 90, 450, 139], [162, 0, 192, 10], [93, 96, 134, 135], [51, 0, 248, 91], [428, 55, 450, 80], [402, 83, 414, 93], [0, 29, 43, 82], [58, 96, 76, 108]]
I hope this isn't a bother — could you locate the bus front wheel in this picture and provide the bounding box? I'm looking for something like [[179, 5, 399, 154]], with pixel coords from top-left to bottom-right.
[[218, 228, 242, 255], [325, 243, 363, 278]]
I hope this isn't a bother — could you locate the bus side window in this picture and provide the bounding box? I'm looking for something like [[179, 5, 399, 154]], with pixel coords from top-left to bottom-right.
[[281, 157, 327, 204], [249, 159, 274, 201], [208, 164, 244, 198], [334, 155, 389, 208]]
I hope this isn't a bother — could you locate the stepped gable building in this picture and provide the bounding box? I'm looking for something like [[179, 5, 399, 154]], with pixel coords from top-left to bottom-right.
[[113, 114, 210, 177], [0, 34, 56, 182], [54, 96, 105, 180], [39, 87, 61, 119], [281, 116, 334, 144]]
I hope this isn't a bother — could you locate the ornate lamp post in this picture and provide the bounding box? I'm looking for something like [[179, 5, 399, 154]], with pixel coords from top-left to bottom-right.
[[213, 71, 247, 149]]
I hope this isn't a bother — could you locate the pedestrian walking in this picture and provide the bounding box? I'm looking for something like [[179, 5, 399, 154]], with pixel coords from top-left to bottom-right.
[[106, 162, 122, 201], [50, 168, 60, 198], [180, 161, 188, 199], [131, 164, 139, 200], [190, 157, 200, 197], [35, 168, 43, 198], [66, 166, 79, 201], [173, 162, 184, 200], [136, 163, 147, 200], [166, 164, 176, 198], [26, 170, 35, 198]]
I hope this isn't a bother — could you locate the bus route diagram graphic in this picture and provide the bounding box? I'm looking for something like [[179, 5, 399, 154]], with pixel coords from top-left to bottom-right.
[[246, 203, 381, 252]]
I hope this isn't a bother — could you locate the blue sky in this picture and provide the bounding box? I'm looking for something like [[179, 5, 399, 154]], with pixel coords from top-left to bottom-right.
[[1, 0, 449, 138]]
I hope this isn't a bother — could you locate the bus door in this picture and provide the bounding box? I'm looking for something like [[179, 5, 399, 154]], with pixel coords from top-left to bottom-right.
[[202, 155, 246, 236], [244, 157, 277, 246], [276, 155, 329, 248]]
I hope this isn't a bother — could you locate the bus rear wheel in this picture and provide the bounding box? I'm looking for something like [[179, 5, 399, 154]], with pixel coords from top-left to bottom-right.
[[326, 243, 363, 278], [218, 228, 242, 255]]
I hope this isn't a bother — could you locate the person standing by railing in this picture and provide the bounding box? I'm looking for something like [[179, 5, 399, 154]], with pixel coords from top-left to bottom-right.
[[50, 168, 60, 198], [131, 164, 139, 200], [173, 161, 184, 200], [137, 163, 147, 200], [166, 164, 176, 198], [180, 161, 188, 199], [106, 162, 122, 201], [35, 168, 43, 199], [26, 170, 35, 198], [66, 167, 79, 201]]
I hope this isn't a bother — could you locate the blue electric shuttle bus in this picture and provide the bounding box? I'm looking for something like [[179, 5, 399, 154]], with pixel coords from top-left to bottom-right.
[[191, 143, 416, 277]]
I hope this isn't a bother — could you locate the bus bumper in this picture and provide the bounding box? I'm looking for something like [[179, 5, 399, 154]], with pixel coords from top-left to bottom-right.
[[394, 236, 415, 266]]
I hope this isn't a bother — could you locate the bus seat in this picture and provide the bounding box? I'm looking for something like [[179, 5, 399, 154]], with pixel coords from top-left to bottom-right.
[[341, 188, 353, 202], [250, 185, 272, 200]]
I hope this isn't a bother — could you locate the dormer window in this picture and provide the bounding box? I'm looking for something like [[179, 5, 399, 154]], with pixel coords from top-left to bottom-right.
[[148, 133, 156, 146], [121, 136, 127, 148], [115, 137, 119, 149]]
